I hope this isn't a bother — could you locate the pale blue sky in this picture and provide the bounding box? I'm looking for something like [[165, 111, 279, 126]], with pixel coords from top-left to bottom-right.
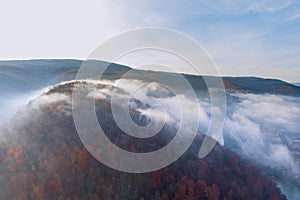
[[0, 0, 299, 82]]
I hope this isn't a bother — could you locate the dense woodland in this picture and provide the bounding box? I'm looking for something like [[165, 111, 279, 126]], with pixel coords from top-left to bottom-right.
[[0, 82, 286, 200]]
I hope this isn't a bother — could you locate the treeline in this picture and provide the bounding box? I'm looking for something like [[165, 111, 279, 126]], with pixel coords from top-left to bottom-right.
[[0, 83, 286, 199]]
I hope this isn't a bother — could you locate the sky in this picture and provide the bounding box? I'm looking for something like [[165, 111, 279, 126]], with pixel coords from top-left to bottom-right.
[[0, 0, 299, 82]]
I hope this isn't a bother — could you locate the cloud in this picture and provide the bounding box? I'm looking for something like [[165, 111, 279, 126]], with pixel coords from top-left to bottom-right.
[[30, 93, 70, 107], [284, 13, 300, 21], [268, 144, 297, 170], [190, 0, 294, 15], [119, 80, 300, 174], [0, 0, 169, 60], [0, 88, 48, 125], [222, 93, 300, 174], [107, 79, 300, 175], [87, 91, 107, 100], [1, 0, 299, 82], [231, 94, 300, 133], [3, 78, 298, 175]]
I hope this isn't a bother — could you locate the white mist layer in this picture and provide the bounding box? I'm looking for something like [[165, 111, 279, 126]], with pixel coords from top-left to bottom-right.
[[112, 80, 300, 174], [2, 79, 299, 177], [0, 88, 49, 126], [223, 93, 300, 174]]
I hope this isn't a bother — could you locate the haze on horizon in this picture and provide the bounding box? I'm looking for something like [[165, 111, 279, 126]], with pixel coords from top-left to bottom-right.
[[0, 0, 299, 82]]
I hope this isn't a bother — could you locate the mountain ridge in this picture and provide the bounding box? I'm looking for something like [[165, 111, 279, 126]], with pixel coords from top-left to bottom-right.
[[1, 59, 299, 97], [0, 80, 286, 199]]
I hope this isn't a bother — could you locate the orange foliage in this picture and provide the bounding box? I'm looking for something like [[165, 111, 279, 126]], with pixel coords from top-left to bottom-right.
[[152, 170, 162, 189], [47, 180, 59, 193], [33, 186, 44, 199], [205, 184, 220, 200]]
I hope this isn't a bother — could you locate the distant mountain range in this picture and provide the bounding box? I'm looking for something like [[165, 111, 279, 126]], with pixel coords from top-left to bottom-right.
[[1, 59, 299, 97], [293, 82, 300, 87]]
